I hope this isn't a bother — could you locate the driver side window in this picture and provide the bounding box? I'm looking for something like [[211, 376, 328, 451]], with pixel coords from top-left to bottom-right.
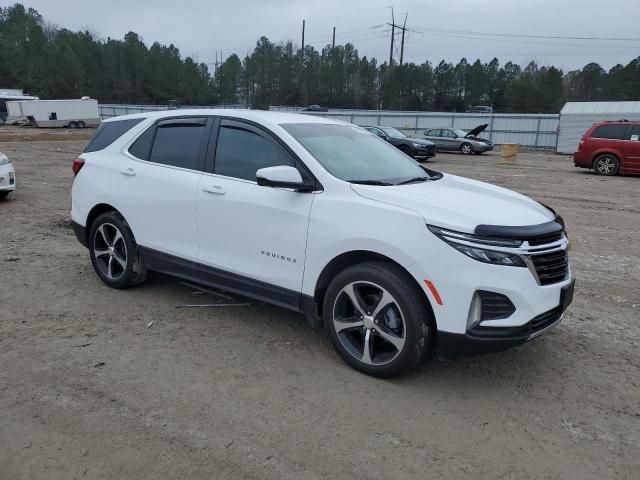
[[214, 123, 295, 181], [441, 130, 455, 138]]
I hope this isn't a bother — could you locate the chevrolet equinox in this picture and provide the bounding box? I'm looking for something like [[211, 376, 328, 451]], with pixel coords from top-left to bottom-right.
[[71, 110, 574, 377]]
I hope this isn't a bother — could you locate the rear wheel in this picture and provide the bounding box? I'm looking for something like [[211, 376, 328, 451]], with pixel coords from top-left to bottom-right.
[[77, 121, 86, 129], [0, 191, 9, 199], [68, 121, 77, 129], [88, 212, 147, 289], [460, 143, 473, 155], [323, 261, 433, 378], [593, 154, 619, 176]]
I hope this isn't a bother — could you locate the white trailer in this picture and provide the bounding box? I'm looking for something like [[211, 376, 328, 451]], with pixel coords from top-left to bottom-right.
[[0, 90, 38, 122], [6, 97, 99, 128]]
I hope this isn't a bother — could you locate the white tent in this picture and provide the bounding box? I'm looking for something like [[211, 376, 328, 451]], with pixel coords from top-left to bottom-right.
[[557, 101, 640, 154]]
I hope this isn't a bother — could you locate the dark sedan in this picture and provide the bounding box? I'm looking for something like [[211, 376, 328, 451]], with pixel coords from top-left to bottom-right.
[[364, 126, 436, 160]]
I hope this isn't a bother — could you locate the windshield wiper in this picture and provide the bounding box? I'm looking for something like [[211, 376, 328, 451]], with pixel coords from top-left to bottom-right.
[[396, 176, 430, 185], [348, 180, 394, 186]]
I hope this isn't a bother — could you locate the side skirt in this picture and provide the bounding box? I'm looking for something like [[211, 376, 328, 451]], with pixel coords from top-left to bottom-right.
[[139, 246, 312, 316]]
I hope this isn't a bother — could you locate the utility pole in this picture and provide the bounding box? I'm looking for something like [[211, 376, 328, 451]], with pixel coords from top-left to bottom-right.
[[388, 8, 395, 69], [332, 26, 336, 49], [301, 19, 305, 65], [400, 13, 407, 66]]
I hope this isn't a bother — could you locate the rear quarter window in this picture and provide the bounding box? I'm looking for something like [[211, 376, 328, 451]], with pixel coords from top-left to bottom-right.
[[84, 118, 145, 153], [591, 124, 629, 140]]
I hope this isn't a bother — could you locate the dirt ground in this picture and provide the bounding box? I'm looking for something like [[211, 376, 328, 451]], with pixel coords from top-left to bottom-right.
[[1, 126, 638, 480]]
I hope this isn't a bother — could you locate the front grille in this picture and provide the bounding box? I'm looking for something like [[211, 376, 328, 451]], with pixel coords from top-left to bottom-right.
[[478, 291, 515, 321], [530, 249, 569, 285], [528, 232, 563, 246], [469, 307, 562, 339]]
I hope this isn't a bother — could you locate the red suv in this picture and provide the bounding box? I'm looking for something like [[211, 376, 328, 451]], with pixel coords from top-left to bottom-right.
[[574, 121, 640, 176]]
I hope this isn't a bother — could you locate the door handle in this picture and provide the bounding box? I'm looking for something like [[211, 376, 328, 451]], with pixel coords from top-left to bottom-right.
[[201, 185, 225, 195], [120, 168, 136, 176]]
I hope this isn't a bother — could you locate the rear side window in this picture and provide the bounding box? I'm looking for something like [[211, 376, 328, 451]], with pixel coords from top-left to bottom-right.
[[84, 118, 145, 152], [149, 118, 207, 170], [128, 125, 155, 160], [630, 125, 640, 141], [214, 125, 295, 181], [591, 124, 628, 140]]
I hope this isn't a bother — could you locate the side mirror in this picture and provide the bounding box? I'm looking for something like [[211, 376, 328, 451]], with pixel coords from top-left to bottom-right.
[[256, 165, 315, 192]]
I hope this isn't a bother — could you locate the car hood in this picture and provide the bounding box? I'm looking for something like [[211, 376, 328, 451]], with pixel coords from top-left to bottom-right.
[[406, 137, 434, 146], [351, 174, 554, 233], [465, 124, 488, 138]]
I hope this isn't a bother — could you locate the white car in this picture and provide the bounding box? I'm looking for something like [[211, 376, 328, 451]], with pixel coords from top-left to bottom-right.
[[71, 110, 574, 377], [0, 152, 16, 199]]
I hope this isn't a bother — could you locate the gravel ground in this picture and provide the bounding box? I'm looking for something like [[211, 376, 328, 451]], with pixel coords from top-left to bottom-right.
[[1, 127, 638, 479]]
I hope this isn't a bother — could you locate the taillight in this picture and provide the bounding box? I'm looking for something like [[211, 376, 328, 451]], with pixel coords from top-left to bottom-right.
[[72, 158, 85, 176]]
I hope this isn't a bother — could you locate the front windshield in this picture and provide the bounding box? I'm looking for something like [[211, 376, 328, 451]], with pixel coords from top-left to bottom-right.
[[282, 123, 429, 184], [452, 129, 468, 137], [380, 127, 407, 139]]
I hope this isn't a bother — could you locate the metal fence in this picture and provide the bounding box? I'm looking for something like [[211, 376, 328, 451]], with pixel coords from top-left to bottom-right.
[[98, 103, 249, 120], [269, 107, 560, 150]]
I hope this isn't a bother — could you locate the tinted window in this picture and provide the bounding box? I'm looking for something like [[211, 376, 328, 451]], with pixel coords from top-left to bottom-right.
[[128, 125, 155, 160], [214, 126, 295, 181], [149, 120, 206, 170], [630, 125, 640, 141], [426, 129, 440, 136], [592, 124, 628, 140], [84, 118, 145, 152]]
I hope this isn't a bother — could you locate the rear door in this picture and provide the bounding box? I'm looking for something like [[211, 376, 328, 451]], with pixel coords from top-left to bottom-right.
[[424, 129, 444, 148], [113, 117, 211, 261], [622, 125, 640, 174], [196, 118, 315, 307]]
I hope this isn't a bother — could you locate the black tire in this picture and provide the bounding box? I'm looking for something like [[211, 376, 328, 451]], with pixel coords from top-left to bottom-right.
[[88, 211, 147, 289], [593, 154, 619, 176], [68, 121, 77, 129], [0, 191, 9, 199], [323, 261, 433, 378], [399, 145, 413, 157], [460, 142, 473, 155], [77, 121, 86, 129]]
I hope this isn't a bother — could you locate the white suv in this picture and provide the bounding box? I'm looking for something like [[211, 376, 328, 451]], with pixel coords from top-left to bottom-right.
[[71, 110, 574, 377]]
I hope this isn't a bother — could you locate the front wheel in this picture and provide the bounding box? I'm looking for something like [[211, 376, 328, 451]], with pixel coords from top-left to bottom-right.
[[323, 261, 433, 378], [460, 143, 473, 155], [399, 145, 413, 157], [593, 154, 619, 176], [88, 212, 147, 289]]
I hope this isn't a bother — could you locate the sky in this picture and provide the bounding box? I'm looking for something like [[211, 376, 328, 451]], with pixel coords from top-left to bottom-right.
[[7, 0, 640, 71]]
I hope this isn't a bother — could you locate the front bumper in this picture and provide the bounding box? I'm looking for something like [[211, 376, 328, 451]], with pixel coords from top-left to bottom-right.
[[0, 163, 16, 191], [438, 277, 574, 358], [413, 146, 436, 158]]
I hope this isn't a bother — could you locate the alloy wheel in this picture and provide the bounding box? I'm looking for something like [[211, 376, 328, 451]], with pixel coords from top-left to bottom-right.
[[332, 281, 406, 366], [93, 223, 128, 280], [461, 144, 472, 154], [596, 156, 616, 174]]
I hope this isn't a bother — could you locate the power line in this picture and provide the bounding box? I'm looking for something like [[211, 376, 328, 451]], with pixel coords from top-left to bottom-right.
[[410, 25, 640, 43]]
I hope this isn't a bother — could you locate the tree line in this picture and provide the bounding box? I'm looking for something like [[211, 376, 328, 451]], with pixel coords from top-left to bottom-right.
[[2, 4, 639, 113]]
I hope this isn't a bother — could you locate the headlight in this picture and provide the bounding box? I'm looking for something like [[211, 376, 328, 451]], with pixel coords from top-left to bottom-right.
[[412, 142, 423, 148], [427, 225, 526, 267], [0, 153, 9, 166]]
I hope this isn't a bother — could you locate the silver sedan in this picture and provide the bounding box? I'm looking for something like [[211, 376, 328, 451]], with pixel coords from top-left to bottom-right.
[[423, 125, 493, 155]]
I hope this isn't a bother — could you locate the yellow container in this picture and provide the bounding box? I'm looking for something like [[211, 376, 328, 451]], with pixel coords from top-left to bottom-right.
[[501, 144, 520, 164]]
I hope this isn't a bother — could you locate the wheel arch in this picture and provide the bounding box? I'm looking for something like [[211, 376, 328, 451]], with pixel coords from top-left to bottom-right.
[[591, 148, 622, 166], [311, 250, 435, 324], [84, 203, 123, 244]]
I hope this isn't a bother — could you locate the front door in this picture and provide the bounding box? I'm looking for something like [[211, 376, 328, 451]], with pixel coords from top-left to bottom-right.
[[196, 119, 315, 308]]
